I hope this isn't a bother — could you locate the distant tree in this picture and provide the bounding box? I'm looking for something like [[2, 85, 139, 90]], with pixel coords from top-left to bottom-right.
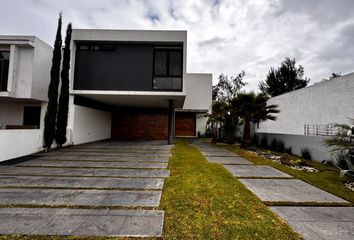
[[209, 71, 246, 143], [231, 92, 279, 145], [213, 71, 247, 101], [55, 23, 72, 147], [259, 58, 309, 97], [44, 13, 62, 151]]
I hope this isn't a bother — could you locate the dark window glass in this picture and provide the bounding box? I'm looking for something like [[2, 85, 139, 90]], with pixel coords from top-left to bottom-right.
[[23, 106, 41, 128], [169, 51, 182, 76], [153, 47, 183, 90], [0, 51, 10, 91], [154, 51, 167, 75]]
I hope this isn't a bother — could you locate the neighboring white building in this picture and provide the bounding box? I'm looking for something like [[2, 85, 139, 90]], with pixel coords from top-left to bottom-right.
[[0, 36, 52, 161], [256, 72, 354, 161], [0, 30, 212, 162]]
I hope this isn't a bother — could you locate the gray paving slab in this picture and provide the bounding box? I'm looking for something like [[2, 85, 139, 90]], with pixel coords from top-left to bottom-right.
[[224, 165, 293, 178], [271, 207, 354, 240], [37, 155, 169, 162], [0, 208, 164, 237], [0, 176, 164, 189], [200, 151, 237, 157], [17, 160, 168, 169], [205, 156, 253, 165], [239, 179, 348, 203], [0, 167, 170, 178], [0, 188, 161, 207], [41, 152, 172, 157], [59, 148, 171, 154]]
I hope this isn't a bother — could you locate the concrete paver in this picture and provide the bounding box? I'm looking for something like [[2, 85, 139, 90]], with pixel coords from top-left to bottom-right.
[[0, 188, 162, 207], [0, 176, 164, 189], [0, 167, 170, 178], [271, 207, 354, 240], [41, 152, 172, 157], [0, 208, 164, 237], [205, 156, 254, 165], [17, 160, 168, 169], [37, 155, 169, 162], [239, 179, 348, 203], [224, 165, 293, 178]]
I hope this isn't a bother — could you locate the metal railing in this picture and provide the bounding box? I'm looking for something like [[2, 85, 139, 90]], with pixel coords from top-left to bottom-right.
[[304, 123, 345, 136]]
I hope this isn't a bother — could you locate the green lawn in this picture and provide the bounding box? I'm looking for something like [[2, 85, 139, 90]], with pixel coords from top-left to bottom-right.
[[160, 139, 301, 240], [225, 145, 354, 204]]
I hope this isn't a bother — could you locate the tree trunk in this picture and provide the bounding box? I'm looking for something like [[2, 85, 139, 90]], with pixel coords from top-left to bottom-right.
[[243, 119, 251, 145]]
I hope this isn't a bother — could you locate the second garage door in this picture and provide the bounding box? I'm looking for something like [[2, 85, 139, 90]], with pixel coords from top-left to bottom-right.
[[175, 112, 196, 137]]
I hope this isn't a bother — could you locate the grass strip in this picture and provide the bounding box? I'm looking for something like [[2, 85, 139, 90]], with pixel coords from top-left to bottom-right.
[[160, 139, 301, 240]]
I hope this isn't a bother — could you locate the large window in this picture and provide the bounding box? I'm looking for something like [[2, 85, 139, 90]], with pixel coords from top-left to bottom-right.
[[0, 51, 10, 92], [23, 106, 41, 128], [153, 46, 182, 91]]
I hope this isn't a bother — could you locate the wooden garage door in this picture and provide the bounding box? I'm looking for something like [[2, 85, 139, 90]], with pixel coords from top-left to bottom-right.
[[175, 112, 196, 137], [111, 109, 168, 140]]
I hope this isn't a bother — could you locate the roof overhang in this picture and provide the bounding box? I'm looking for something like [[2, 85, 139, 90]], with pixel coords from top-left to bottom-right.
[[71, 90, 186, 108]]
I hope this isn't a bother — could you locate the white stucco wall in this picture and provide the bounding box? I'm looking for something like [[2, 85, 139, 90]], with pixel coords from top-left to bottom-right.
[[257, 72, 354, 135], [0, 36, 52, 101], [183, 73, 212, 111], [31, 38, 52, 101], [196, 113, 208, 135], [0, 102, 46, 162], [72, 105, 112, 145]]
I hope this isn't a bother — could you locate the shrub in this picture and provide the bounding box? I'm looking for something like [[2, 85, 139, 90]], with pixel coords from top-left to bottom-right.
[[301, 147, 312, 160], [260, 136, 268, 148], [285, 147, 292, 154], [277, 140, 285, 152], [270, 138, 278, 151], [251, 134, 259, 147]]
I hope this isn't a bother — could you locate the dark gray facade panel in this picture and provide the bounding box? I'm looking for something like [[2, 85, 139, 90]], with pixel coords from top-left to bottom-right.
[[74, 44, 154, 91]]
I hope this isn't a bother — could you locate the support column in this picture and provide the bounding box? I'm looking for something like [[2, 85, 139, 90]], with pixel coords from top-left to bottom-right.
[[167, 100, 175, 145]]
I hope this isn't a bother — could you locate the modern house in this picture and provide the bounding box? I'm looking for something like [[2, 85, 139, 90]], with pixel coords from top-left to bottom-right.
[[0, 35, 52, 161], [256, 72, 354, 161], [0, 30, 212, 161]]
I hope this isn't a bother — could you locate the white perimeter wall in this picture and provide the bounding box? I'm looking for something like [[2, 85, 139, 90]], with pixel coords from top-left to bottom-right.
[[72, 105, 112, 145], [0, 102, 46, 162], [257, 72, 354, 135]]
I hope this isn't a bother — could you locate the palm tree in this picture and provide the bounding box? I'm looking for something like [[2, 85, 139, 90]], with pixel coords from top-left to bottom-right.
[[324, 119, 354, 177], [231, 92, 279, 145]]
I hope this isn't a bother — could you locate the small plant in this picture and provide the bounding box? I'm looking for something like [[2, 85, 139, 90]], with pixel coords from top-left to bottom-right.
[[301, 147, 312, 160], [324, 119, 354, 178], [251, 135, 259, 147], [270, 138, 278, 151], [260, 136, 268, 148], [279, 154, 292, 165], [285, 147, 292, 154], [277, 140, 285, 152]]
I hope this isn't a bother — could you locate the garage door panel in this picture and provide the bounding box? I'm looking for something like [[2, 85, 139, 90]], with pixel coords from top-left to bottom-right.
[[175, 112, 196, 137], [112, 109, 168, 140]]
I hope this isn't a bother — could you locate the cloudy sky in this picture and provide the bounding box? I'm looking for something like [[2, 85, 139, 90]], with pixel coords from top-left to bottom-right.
[[1, 0, 353, 90]]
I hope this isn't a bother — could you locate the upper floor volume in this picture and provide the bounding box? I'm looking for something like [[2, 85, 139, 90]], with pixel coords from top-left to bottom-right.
[[71, 29, 187, 93]]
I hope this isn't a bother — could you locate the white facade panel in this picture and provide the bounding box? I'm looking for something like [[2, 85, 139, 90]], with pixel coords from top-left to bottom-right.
[[183, 73, 212, 111], [72, 105, 112, 145]]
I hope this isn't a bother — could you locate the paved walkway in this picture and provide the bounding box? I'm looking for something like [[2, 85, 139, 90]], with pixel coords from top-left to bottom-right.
[[190, 140, 354, 240], [0, 140, 170, 237]]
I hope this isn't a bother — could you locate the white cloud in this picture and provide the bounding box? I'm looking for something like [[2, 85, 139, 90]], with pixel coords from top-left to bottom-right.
[[1, 0, 353, 90]]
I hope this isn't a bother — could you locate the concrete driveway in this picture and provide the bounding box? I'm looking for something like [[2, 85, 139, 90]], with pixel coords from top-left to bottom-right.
[[0, 140, 171, 237]]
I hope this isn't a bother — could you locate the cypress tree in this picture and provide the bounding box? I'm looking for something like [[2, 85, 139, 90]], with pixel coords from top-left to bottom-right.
[[44, 13, 62, 151], [55, 23, 72, 147]]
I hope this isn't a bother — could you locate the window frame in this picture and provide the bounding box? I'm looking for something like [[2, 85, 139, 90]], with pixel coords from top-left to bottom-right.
[[0, 51, 10, 92], [152, 46, 183, 91]]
